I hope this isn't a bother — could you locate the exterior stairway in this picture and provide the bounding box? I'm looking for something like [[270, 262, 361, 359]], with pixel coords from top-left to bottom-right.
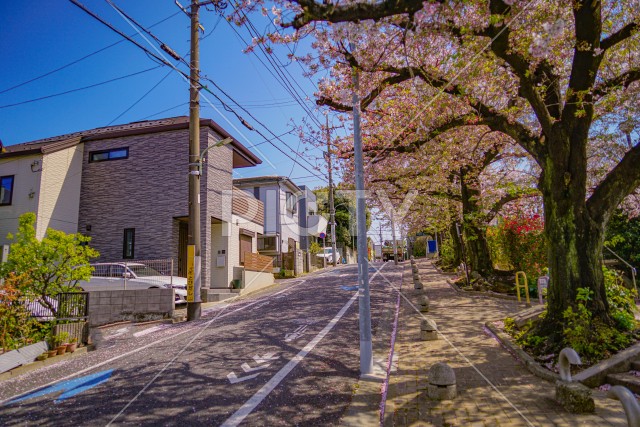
[[606, 359, 640, 394]]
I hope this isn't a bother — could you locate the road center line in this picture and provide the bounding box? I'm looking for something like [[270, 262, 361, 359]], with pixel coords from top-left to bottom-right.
[[221, 291, 360, 427]]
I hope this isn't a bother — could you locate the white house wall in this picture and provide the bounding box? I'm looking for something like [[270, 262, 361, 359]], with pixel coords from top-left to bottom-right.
[[37, 144, 83, 239], [0, 154, 43, 247], [210, 215, 263, 289], [278, 184, 300, 252]]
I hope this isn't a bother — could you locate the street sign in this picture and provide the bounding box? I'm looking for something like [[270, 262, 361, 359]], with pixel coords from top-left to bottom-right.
[[187, 245, 195, 303], [319, 232, 326, 239]]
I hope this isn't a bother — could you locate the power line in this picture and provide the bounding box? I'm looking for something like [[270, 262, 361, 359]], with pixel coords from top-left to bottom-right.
[[74, 0, 326, 182], [0, 10, 180, 95], [108, 68, 175, 125], [0, 66, 162, 109], [202, 77, 325, 178], [140, 102, 189, 120], [223, 15, 322, 130]]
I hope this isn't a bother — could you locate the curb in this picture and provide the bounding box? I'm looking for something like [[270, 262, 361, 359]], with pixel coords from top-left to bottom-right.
[[0, 346, 89, 383], [340, 264, 405, 426], [446, 279, 520, 301], [484, 321, 559, 383]]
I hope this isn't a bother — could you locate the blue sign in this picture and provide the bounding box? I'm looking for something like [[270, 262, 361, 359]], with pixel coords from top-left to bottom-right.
[[319, 232, 326, 239], [7, 369, 114, 405], [341, 286, 358, 291]]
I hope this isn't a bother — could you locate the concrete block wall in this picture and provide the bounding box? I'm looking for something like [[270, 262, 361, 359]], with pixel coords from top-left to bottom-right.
[[88, 288, 174, 326]]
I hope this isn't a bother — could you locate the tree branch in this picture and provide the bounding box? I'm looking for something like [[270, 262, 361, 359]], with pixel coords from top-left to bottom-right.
[[593, 67, 640, 98], [601, 21, 639, 51], [283, 0, 427, 30], [587, 142, 640, 223]]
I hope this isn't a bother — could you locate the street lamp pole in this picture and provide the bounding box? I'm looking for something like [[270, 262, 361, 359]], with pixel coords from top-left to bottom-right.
[[351, 44, 373, 376]]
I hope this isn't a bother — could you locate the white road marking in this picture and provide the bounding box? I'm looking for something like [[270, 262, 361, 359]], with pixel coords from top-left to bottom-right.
[[133, 325, 166, 338], [0, 278, 307, 408], [241, 362, 271, 373], [284, 325, 308, 342], [227, 372, 262, 384], [221, 291, 359, 427], [252, 352, 279, 364]]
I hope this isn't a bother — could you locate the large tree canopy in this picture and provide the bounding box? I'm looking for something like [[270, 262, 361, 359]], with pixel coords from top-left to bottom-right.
[[235, 0, 640, 335]]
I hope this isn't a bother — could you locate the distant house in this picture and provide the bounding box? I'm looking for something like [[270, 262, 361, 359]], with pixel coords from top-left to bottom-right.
[[1, 117, 271, 301], [233, 176, 304, 267], [298, 185, 321, 251]]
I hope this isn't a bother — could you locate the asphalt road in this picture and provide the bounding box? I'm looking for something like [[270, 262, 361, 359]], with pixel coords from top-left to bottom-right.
[[0, 262, 403, 426]]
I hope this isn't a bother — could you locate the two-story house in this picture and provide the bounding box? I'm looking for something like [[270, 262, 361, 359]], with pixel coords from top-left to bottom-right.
[[233, 176, 304, 269], [1, 117, 269, 301]]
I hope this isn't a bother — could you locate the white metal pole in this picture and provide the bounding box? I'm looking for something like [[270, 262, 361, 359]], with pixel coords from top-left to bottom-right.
[[351, 45, 373, 376]]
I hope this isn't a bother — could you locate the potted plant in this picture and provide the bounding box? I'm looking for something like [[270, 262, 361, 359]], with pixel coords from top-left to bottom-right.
[[36, 353, 48, 361], [55, 332, 69, 355], [66, 337, 78, 353]]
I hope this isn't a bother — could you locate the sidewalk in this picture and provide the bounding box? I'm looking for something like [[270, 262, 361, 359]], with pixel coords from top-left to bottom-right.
[[383, 259, 628, 426]]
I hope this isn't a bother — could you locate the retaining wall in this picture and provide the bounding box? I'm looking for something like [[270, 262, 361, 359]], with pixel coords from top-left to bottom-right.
[[88, 289, 175, 326]]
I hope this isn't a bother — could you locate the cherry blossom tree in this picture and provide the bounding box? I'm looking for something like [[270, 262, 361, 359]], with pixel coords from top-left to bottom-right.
[[236, 0, 640, 335]]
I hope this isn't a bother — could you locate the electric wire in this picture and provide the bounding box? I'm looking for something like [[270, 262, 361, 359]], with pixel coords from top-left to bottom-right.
[[0, 10, 181, 95], [0, 66, 162, 109], [75, 0, 327, 182], [222, 15, 322, 130]]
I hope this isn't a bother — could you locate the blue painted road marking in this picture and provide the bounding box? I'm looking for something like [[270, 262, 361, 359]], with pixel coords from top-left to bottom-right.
[[7, 369, 114, 405], [341, 286, 358, 291]]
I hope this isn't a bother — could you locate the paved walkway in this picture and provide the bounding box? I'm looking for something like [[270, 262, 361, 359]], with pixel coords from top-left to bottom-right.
[[383, 259, 629, 426]]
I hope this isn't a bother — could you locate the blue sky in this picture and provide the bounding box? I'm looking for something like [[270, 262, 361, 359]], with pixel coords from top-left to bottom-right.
[[0, 0, 333, 187], [0, 0, 398, 244]]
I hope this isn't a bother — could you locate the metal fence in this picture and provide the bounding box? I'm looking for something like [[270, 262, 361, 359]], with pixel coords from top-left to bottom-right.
[[26, 292, 89, 321], [88, 259, 178, 289]]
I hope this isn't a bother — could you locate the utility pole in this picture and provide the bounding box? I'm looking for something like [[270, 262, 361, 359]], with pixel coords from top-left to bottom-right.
[[187, 0, 202, 321], [351, 46, 373, 376], [391, 212, 398, 265], [326, 116, 337, 267]]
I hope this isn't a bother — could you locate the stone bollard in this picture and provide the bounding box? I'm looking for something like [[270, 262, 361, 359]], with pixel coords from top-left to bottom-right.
[[419, 295, 429, 312], [555, 348, 594, 413], [413, 272, 420, 281], [427, 362, 456, 400], [410, 255, 415, 260], [420, 318, 438, 340], [414, 279, 423, 290]]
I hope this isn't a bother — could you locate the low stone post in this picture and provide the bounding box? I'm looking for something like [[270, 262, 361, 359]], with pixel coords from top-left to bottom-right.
[[427, 362, 456, 400], [414, 279, 423, 290], [419, 295, 429, 312], [555, 348, 594, 413], [420, 318, 438, 340]]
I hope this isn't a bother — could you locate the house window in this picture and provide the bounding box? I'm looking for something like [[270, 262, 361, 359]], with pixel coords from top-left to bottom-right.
[[286, 192, 297, 214], [0, 175, 14, 206], [89, 147, 129, 163], [123, 228, 135, 259], [258, 235, 278, 252]]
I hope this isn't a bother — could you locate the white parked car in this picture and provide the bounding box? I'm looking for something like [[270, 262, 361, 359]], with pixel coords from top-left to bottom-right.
[[77, 263, 188, 304], [318, 247, 341, 264]]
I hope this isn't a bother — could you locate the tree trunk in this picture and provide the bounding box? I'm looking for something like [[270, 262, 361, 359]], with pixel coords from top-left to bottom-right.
[[447, 222, 462, 268], [538, 131, 611, 330], [460, 173, 494, 276]]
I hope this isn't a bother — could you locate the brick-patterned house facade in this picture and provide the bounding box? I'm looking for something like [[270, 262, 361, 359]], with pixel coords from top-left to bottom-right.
[[1, 117, 265, 301]]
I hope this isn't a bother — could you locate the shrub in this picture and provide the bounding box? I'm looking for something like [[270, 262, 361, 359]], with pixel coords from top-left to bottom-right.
[[0, 213, 98, 315], [0, 274, 41, 353], [488, 209, 547, 279]]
